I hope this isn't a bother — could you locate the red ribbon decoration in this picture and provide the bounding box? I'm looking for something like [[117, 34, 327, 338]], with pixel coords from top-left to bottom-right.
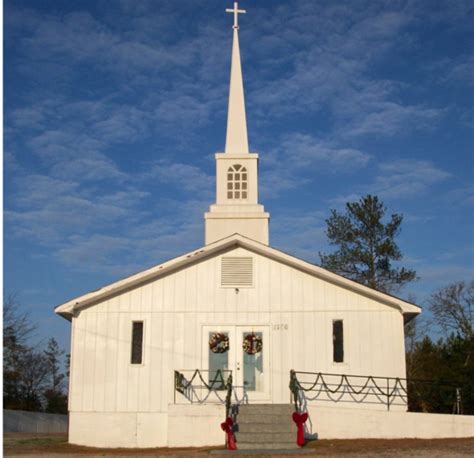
[[292, 411, 308, 447], [220, 417, 237, 450]]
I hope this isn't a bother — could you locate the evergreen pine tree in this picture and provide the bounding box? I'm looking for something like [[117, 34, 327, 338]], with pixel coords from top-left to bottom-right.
[[319, 195, 417, 293]]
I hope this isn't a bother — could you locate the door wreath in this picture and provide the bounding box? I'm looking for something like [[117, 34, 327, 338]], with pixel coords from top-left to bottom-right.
[[209, 332, 230, 353], [243, 333, 263, 355]]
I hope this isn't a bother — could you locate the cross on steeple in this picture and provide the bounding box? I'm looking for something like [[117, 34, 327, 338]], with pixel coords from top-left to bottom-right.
[[226, 2, 246, 29]]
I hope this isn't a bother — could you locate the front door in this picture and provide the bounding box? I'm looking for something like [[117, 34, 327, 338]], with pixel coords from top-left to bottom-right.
[[202, 325, 270, 402]]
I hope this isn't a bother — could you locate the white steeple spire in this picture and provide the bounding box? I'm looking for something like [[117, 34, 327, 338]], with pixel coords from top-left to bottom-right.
[[204, 2, 269, 245], [225, 2, 249, 155]]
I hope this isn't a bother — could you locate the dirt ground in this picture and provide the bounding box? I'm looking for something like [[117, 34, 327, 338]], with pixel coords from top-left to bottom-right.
[[3, 433, 474, 457]]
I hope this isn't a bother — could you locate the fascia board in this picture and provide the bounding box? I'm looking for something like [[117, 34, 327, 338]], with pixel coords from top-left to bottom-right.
[[54, 235, 242, 319], [55, 233, 421, 320], [237, 237, 422, 316]]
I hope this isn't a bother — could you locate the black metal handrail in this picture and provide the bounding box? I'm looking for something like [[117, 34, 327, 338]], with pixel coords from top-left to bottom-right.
[[290, 370, 463, 414], [174, 369, 233, 416]]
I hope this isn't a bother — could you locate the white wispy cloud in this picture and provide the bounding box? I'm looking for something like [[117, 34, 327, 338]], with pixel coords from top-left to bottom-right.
[[374, 159, 451, 199], [271, 209, 328, 262], [260, 167, 304, 201], [247, 3, 446, 139], [155, 95, 214, 126], [15, 10, 193, 73], [442, 184, 474, 207], [4, 0, 471, 282], [5, 171, 146, 244], [141, 160, 214, 195], [344, 103, 443, 137], [413, 264, 473, 290], [9, 107, 47, 129], [53, 197, 208, 276], [260, 132, 370, 199], [280, 133, 370, 169], [330, 158, 451, 204], [442, 55, 474, 86]]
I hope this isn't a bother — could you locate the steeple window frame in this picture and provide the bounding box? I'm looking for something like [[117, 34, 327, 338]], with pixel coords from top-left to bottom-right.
[[227, 164, 248, 201]]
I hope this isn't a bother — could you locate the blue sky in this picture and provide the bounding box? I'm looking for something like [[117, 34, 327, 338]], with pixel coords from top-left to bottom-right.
[[4, 0, 473, 351]]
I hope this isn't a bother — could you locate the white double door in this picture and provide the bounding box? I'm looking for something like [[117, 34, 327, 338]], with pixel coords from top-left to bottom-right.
[[202, 325, 270, 401]]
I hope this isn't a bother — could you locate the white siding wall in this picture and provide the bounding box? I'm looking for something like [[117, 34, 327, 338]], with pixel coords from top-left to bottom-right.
[[70, 246, 406, 416]]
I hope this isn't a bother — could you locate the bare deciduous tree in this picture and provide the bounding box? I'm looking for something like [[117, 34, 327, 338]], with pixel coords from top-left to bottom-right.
[[20, 350, 49, 411], [3, 294, 68, 412], [3, 294, 36, 348], [430, 280, 473, 339]]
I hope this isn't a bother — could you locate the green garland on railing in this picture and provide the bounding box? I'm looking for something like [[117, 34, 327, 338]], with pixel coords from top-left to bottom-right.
[[289, 370, 300, 411], [289, 370, 413, 411], [291, 371, 408, 398], [290, 370, 462, 413], [225, 373, 233, 417], [175, 369, 228, 392], [175, 371, 186, 394], [174, 369, 233, 416]]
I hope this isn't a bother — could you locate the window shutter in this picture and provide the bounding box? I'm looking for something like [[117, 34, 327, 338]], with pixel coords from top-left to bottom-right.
[[221, 257, 253, 287]]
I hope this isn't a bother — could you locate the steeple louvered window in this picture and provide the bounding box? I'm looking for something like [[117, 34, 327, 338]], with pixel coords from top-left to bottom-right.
[[227, 164, 248, 200]]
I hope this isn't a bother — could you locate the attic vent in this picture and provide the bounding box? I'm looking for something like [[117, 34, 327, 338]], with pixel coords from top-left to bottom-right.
[[221, 257, 253, 287]]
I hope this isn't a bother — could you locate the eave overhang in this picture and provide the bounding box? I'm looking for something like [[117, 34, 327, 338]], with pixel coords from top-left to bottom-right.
[[55, 233, 422, 321]]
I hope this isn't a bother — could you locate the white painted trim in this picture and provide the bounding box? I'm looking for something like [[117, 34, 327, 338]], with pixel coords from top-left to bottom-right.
[[68, 317, 75, 412], [54, 234, 421, 320]]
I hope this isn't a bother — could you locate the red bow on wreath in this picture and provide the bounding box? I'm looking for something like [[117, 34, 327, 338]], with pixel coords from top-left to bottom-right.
[[292, 411, 308, 447], [220, 417, 237, 450]]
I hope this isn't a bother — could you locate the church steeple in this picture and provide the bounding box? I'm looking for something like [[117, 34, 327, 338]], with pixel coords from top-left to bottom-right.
[[225, 3, 249, 155], [204, 2, 270, 245]]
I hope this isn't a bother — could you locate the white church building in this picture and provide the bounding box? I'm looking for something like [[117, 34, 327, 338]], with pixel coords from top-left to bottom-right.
[[55, 3, 473, 449]]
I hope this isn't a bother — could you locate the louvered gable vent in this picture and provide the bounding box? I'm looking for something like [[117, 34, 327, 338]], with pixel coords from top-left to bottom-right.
[[221, 257, 253, 287]]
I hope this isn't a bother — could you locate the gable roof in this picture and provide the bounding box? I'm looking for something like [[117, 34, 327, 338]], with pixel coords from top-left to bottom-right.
[[54, 233, 421, 322]]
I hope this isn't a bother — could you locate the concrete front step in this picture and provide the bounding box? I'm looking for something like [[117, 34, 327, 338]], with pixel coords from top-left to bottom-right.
[[237, 404, 294, 415], [234, 403, 298, 450], [237, 442, 299, 450], [211, 449, 312, 455], [237, 422, 294, 434], [236, 432, 295, 443], [237, 404, 295, 424], [237, 414, 294, 425]]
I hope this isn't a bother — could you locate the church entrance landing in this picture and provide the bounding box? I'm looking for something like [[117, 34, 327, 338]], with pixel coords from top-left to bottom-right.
[[203, 325, 270, 402]]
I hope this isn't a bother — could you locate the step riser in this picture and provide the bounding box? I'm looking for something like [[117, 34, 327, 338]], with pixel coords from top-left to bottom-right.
[[237, 405, 294, 414], [238, 410, 293, 415], [237, 443, 299, 450], [237, 415, 293, 425], [237, 423, 295, 434], [238, 413, 293, 420], [233, 403, 298, 450], [235, 432, 295, 443]]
